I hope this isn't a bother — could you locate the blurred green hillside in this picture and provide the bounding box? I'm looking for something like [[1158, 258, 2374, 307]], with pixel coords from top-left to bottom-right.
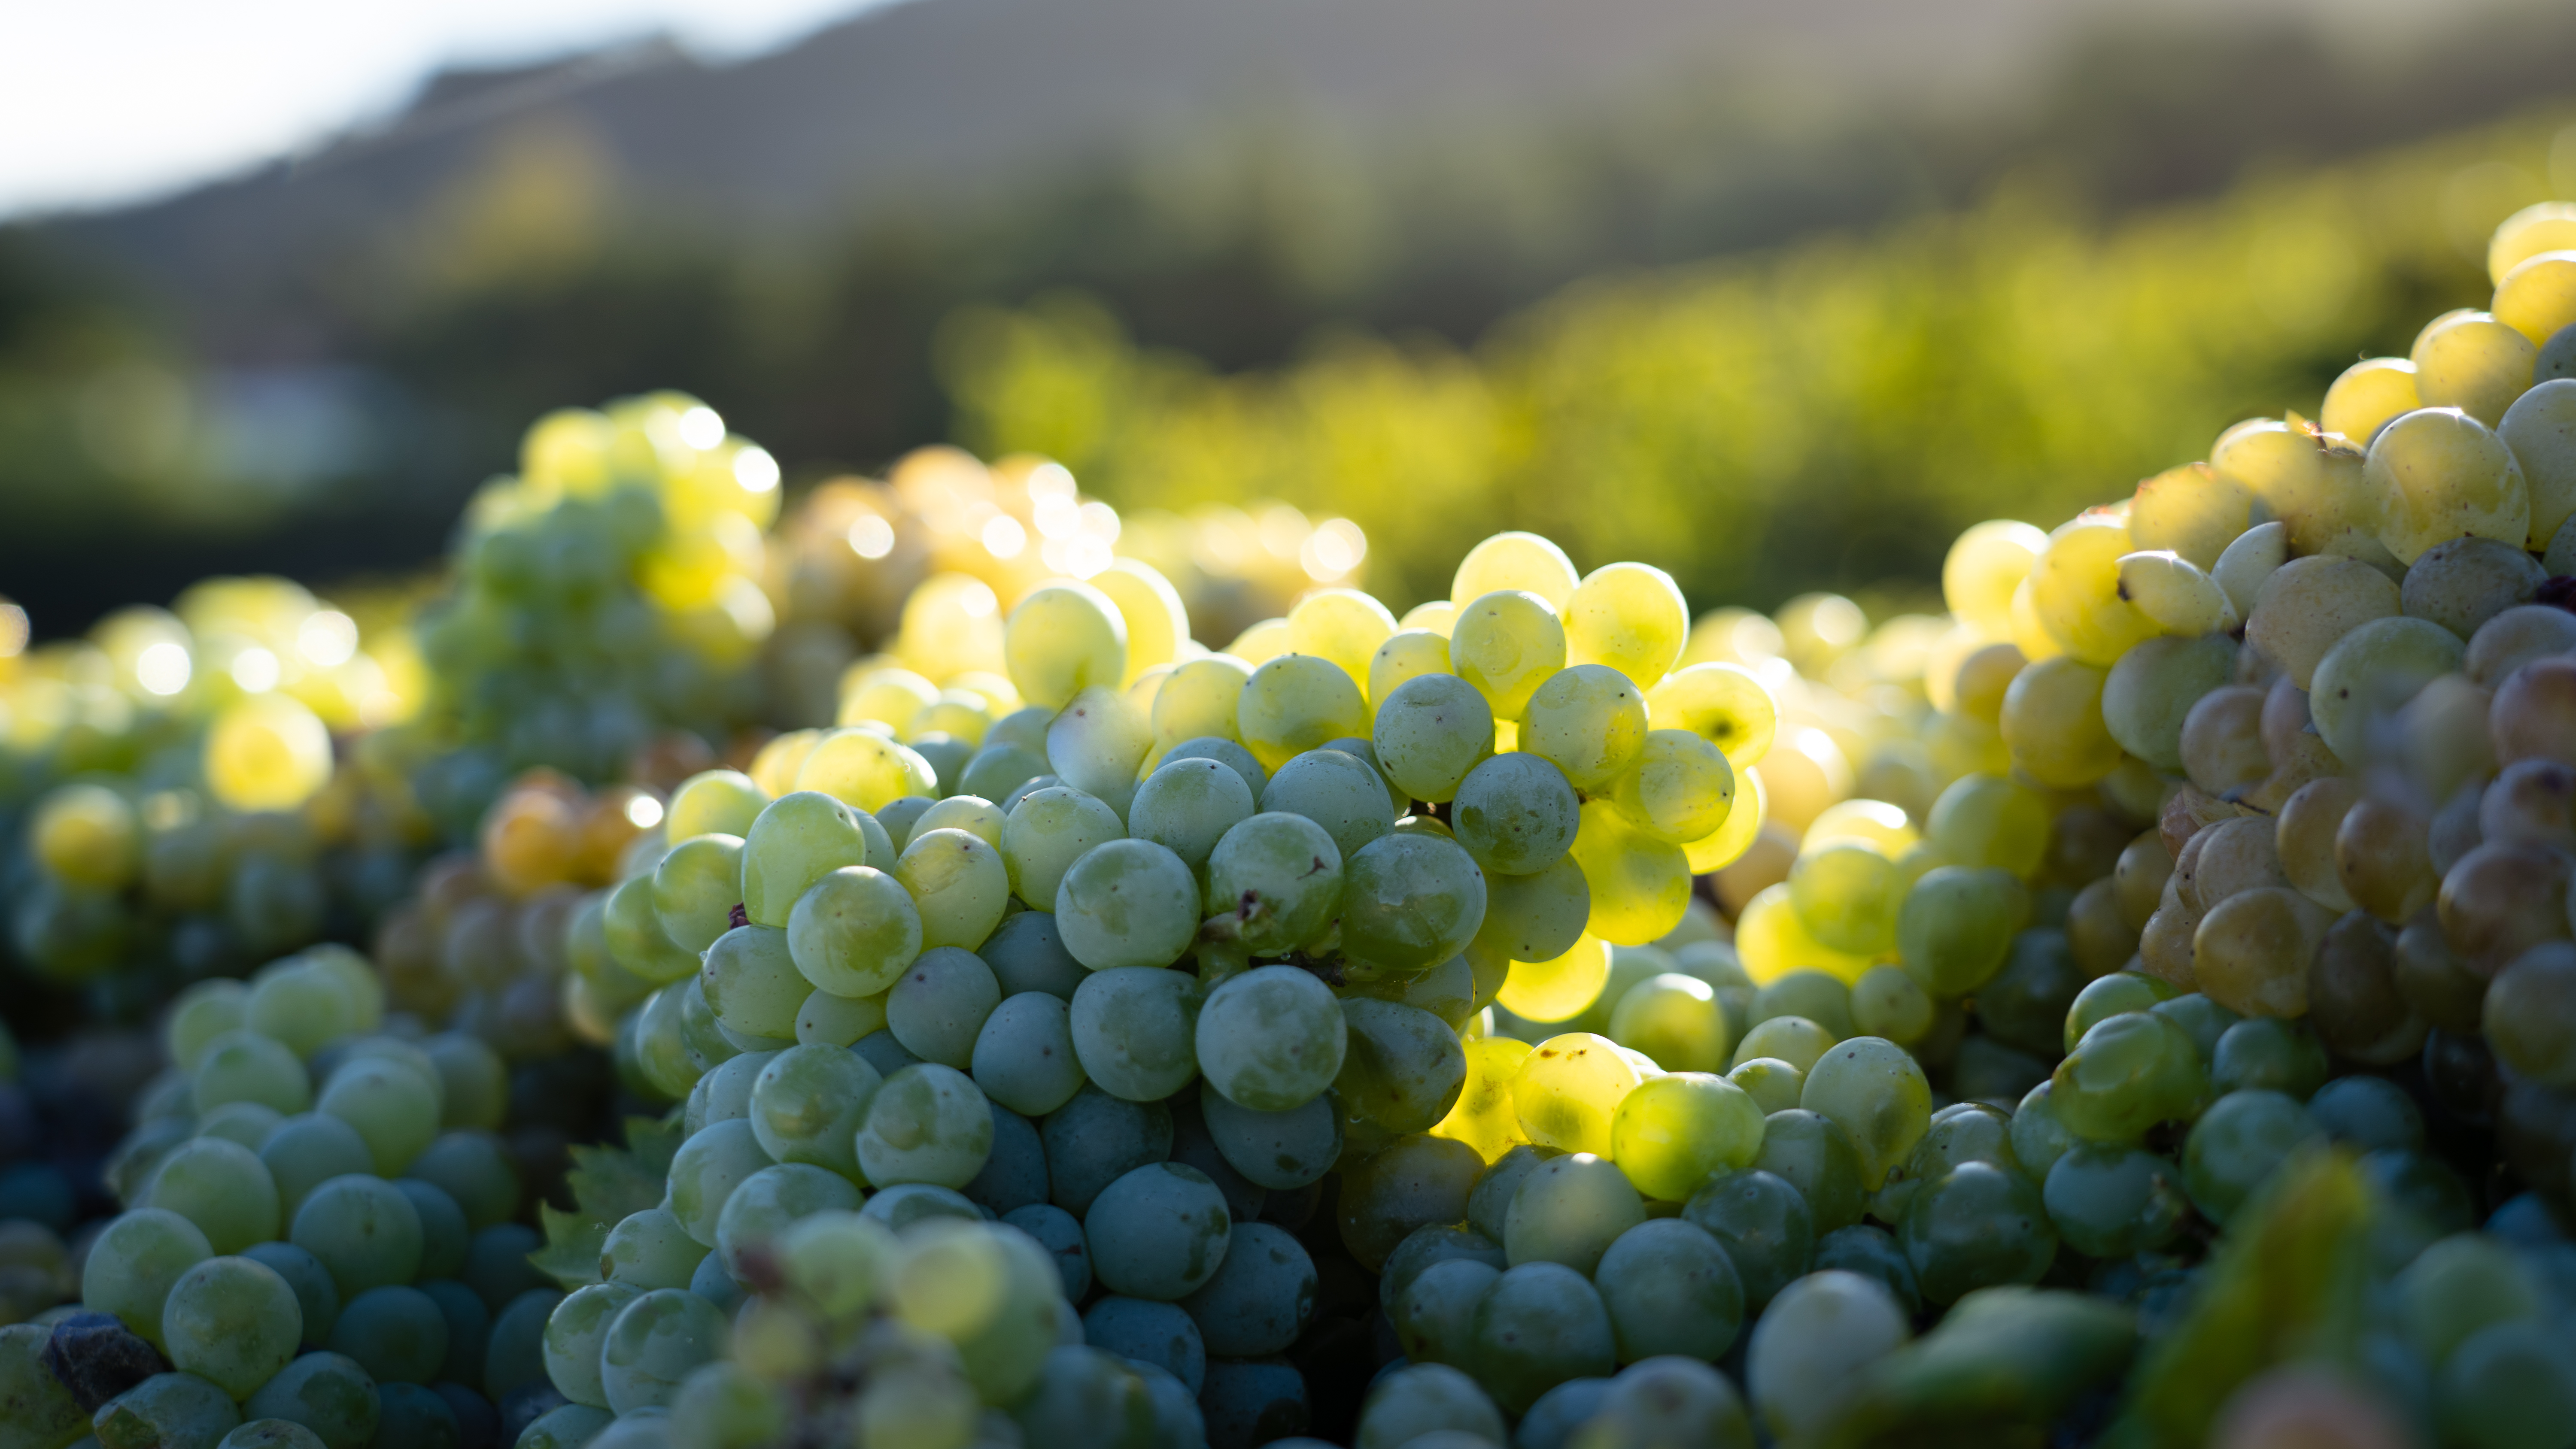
[[941, 113, 2576, 614]]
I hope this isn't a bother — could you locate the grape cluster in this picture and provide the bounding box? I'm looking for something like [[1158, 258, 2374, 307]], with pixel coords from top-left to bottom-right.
[[1, 944, 553, 1449]]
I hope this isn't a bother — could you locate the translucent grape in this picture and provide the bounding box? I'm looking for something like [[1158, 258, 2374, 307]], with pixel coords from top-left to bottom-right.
[[1569, 800, 1690, 946], [192, 1030, 310, 1118], [1999, 657, 2121, 788], [893, 828, 1010, 950], [2366, 406, 2530, 563], [1513, 1033, 1645, 1156], [601, 1206, 711, 1290], [2029, 512, 2158, 666], [1607, 972, 1729, 1072], [2411, 312, 2535, 427], [1151, 658, 1254, 754], [714, 1163, 859, 1280], [83, 1207, 214, 1347], [1369, 629, 1454, 708], [1562, 563, 1688, 686], [1236, 655, 1367, 771], [1287, 588, 1398, 697], [1452, 532, 1580, 611], [1943, 520, 2049, 634], [1798, 1037, 1931, 1191], [1429, 1035, 1532, 1162], [652, 834, 745, 954], [796, 729, 938, 812], [1005, 582, 1127, 710]]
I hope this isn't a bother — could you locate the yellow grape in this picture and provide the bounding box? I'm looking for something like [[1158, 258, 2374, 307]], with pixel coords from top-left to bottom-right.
[[32, 784, 139, 889], [2127, 463, 2251, 570], [1786, 843, 1903, 958], [1227, 618, 1292, 665], [1236, 655, 1367, 770], [1513, 1032, 1645, 1156], [204, 694, 334, 812], [1087, 560, 1191, 686], [2320, 358, 2420, 445], [2115, 551, 2237, 635], [2491, 201, 2576, 284], [1681, 768, 1768, 874], [2028, 512, 2157, 667], [1998, 657, 2121, 788], [796, 729, 937, 812], [1561, 563, 1689, 687], [1519, 666, 1647, 791], [1368, 631, 1453, 706], [894, 573, 1006, 679], [1450, 590, 1568, 718], [1608, 730, 1734, 845], [1431, 1037, 1534, 1163], [1399, 600, 1458, 637], [2410, 311, 2534, 427], [749, 730, 823, 797], [1645, 663, 1777, 771], [1451, 531, 1580, 612], [1288, 589, 1399, 700], [2364, 407, 2528, 565], [2007, 576, 2063, 663], [1801, 799, 1916, 855], [1733, 882, 1874, 986], [1003, 582, 1127, 709], [2493, 250, 2576, 344], [1498, 934, 1610, 1022], [1568, 802, 1691, 946], [1940, 520, 2048, 636], [1151, 656, 1254, 751]]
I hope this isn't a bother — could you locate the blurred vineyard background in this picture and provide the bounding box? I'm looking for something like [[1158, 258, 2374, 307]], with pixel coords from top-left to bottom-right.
[[9, 0, 2576, 631]]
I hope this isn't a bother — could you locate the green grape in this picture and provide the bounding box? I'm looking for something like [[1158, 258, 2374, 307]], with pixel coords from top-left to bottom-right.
[[747, 1044, 879, 1181], [1648, 661, 1779, 771], [167, 979, 252, 1075], [543, 1281, 641, 1407], [1449, 590, 1570, 721], [93, 1372, 241, 1448], [670, 1361, 786, 1449], [687, 1049, 775, 1135], [1194, 965, 1346, 1112], [1174, 1218, 1313, 1357], [1127, 758, 1257, 873], [2063, 970, 2179, 1053], [1054, 839, 1199, 970], [698, 924, 808, 1042], [886, 947, 1001, 1068], [1236, 655, 1367, 771], [422, 1036, 505, 1134], [291, 1174, 424, 1297], [1371, 674, 1494, 803], [1495, 932, 1608, 1023], [1391, 1256, 1499, 1367], [2398, 1233, 2542, 1370], [1898, 1161, 2055, 1306], [1045, 685, 1152, 819], [1593, 1218, 1746, 1363], [1006, 582, 1128, 710], [1370, 627, 1455, 705], [1875, 1102, 2020, 1223], [191, 1031, 311, 1118], [83, 1207, 213, 1346], [1516, 665, 1647, 791], [1259, 749, 1396, 865], [1924, 774, 2049, 877], [2041, 1144, 2188, 1258], [1728, 1058, 1805, 1115], [2437, 1321, 2576, 1449], [516, 1405, 613, 1449], [2366, 404, 2529, 562], [1338, 1133, 1485, 1270], [1454, 531, 1580, 609], [741, 791, 887, 928], [1068, 968, 1201, 1102], [316, 1060, 437, 1177], [1473, 854, 1587, 967], [1335, 1000, 1468, 1150], [1734, 883, 1875, 988], [1787, 843, 1903, 958], [776, 1208, 899, 1316], [1352, 948, 1477, 1028], [2029, 512, 2159, 666], [2051, 1011, 2207, 1143], [1202, 813, 1345, 954], [2003, 1082, 2075, 1183], [714, 1164, 860, 1280], [2101, 634, 2238, 773], [1199, 1081, 1343, 1190], [1464, 1261, 1615, 1416], [1746, 968, 1852, 1038], [1499, 1152, 1643, 1280], [2209, 1016, 2330, 1098], [856, 1064, 993, 1190], [243, 1240, 338, 1347], [1000, 787, 1126, 909], [604, 873, 702, 985], [1682, 1169, 1814, 1311], [796, 729, 939, 812], [649, 833, 742, 955], [392, 1181, 467, 1279], [1563, 562, 1688, 685], [1512, 1032, 1645, 1157], [1897, 867, 2026, 997], [1729, 1016, 1834, 1073], [2242, 554, 2399, 691], [1607, 973, 1730, 1072], [601, 1207, 711, 1290], [894, 828, 1010, 950], [240, 1351, 378, 1448], [1339, 833, 1488, 975], [1569, 800, 1691, 946], [665, 1119, 774, 1247], [326, 1285, 445, 1385], [1610, 728, 1736, 846], [666, 770, 767, 841], [1083, 1162, 1231, 1301], [1813, 1224, 1921, 1316], [1152, 658, 1254, 752], [1746, 1268, 1911, 1446], [258, 1114, 372, 1231], [243, 960, 358, 1058], [1997, 656, 2121, 789], [2114, 548, 2237, 634], [971, 992, 1088, 1117], [1752, 1109, 1866, 1232], [1799, 1037, 1931, 1191], [794, 985, 887, 1048], [1450, 752, 1580, 876], [0, 1322, 85, 1447], [145, 1137, 282, 1255], [959, 742, 1050, 803], [1849, 965, 1933, 1045], [2308, 616, 2467, 762], [1158, 735, 1268, 798], [787, 867, 923, 997], [1609, 1072, 1762, 1201], [2180, 1089, 2320, 1225]]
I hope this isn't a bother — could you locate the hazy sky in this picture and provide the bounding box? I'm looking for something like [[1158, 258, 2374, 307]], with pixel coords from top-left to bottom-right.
[[0, 0, 887, 218]]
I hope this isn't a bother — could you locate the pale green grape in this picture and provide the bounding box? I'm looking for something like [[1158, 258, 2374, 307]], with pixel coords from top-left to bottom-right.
[[1468, 1262, 1616, 1416], [2400, 536, 2546, 640], [1609, 1071, 1762, 1202], [1157, 735, 1267, 801], [1334, 999, 1469, 1145], [2180, 1088, 2318, 1225], [243, 959, 358, 1058], [2308, 616, 2466, 762], [604, 872, 701, 985], [795, 985, 888, 1047], [1069, 968, 1202, 1102], [1340, 833, 1488, 975], [1000, 787, 1125, 909], [796, 728, 939, 812], [1370, 630, 1454, 707], [92, 1372, 240, 1447], [192, 1030, 310, 1117], [1897, 867, 2025, 997], [669, 1361, 786, 1449], [1236, 655, 1367, 771], [422, 1034, 503, 1133], [1127, 758, 1256, 872], [1084, 1163, 1231, 1301], [778, 1208, 899, 1316], [2412, 311, 2534, 426], [2101, 634, 2238, 773], [1730, 1016, 1835, 1073], [652, 834, 745, 954], [1474, 854, 1590, 965], [885, 947, 1002, 1067], [1799, 1037, 1932, 1191], [1569, 800, 1690, 946], [1391, 1256, 1498, 1367], [2367, 406, 2530, 563], [1607, 973, 1729, 1073], [1999, 656, 2120, 788], [970, 992, 1088, 1117], [1451, 752, 1581, 876], [687, 1049, 773, 1135], [1518, 665, 1646, 790], [856, 1064, 993, 1189], [2041, 1144, 2188, 1258], [0, 1322, 86, 1446], [1787, 842, 1902, 958], [1849, 965, 1934, 1045], [1046, 685, 1152, 818], [749, 1043, 880, 1181], [785, 866, 921, 1000], [291, 1175, 423, 1297], [698, 924, 807, 1042], [258, 1114, 372, 1231], [1453, 531, 1579, 609], [1200, 1080, 1343, 1190], [2116, 549, 2238, 635], [1054, 839, 1199, 970], [1450, 590, 1568, 719], [1202, 813, 1344, 954], [1372, 673, 1494, 803], [82, 1207, 212, 1346], [1287, 588, 1398, 697], [146, 1137, 281, 1255], [2051, 1012, 2208, 1143], [601, 1207, 710, 1290], [1504, 1152, 1644, 1274], [1647, 662, 1778, 771], [2322, 355, 2419, 445], [1006, 582, 1128, 710], [666, 770, 767, 842], [195, 1101, 283, 1151], [162, 1256, 303, 1398], [2029, 512, 2159, 666], [1152, 658, 1253, 752], [544, 1281, 641, 1407], [316, 1059, 437, 1177], [167, 980, 251, 1075], [1196, 966, 1347, 1111], [713, 1163, 860, 1280], [665, 1119, 774, 1247], [240, 1351, 377, 1446], [1941, 519, 2048, 633], [894, 828, 1010, 950], [1595, 1225, 1749, 1372], [1745, 1269, 1910, 1445], [741, 791, 887, 928], [1513, 1032, 1644, 1156], [1608, 728, 1735, 847], [1562, 563, 1688, 686]]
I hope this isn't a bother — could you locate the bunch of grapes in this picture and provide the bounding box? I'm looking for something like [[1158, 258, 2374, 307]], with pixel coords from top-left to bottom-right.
[[0, 942, 560, 1449], [3, 577, 430, 1010]]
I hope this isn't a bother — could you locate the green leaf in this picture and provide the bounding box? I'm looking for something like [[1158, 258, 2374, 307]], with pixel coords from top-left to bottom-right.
[[528, 1109, 689, 1291]]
